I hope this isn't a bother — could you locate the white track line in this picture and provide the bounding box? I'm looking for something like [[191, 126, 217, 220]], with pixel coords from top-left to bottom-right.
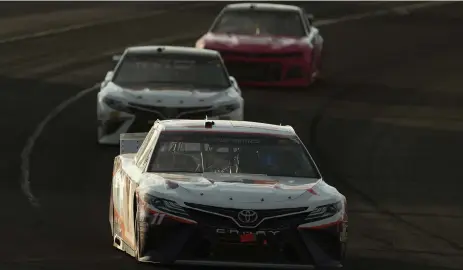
[[19, 32, 199, 208], [20, 86, 97, 208], [0, 2, 217, 45], [19, 1, 454, 208]]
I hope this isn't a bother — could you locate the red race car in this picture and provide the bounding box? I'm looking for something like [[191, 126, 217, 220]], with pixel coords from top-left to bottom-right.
[[196, 3, 323, 88]]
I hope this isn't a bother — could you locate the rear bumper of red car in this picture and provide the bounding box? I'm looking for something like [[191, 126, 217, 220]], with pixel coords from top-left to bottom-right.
[[222, 56, 313, 87]]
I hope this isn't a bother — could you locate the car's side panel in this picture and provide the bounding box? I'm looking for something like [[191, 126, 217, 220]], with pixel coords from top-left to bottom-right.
[[305, 27, 319, 49], [112, 124, 161, 249], [304, 27, 323, 74], [121, 169, 132, 240], [112, 155, 141, 249], [121, 125, 163, 249], [311, 27, 323, 62], [122, 159, 144, 246], [112, 157, 134, 247], [125, 171, 137, 245], [112, 157, 122, 214]]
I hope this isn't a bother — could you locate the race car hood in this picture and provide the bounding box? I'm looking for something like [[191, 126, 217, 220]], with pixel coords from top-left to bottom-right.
[[201, 32, 308, 52], [140, 173, 338, 208], [101, 82, 239, 107]]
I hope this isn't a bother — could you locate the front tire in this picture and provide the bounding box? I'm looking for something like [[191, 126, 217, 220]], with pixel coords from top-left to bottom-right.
[[312, 50, 322, 80], [97, 120, 105, 145], [134, 201, 143, 261], [341, 242, 347, 262]]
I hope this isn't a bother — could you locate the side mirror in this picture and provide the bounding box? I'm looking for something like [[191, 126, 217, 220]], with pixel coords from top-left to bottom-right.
[[105, 71, 114, 81], [306, 14, 314, 25], [229, 76, 241, 94], [196, 39, 205, 49], [101, 71, 114, 88], [229, 76, 237, 86], [112, 54, 122, 62]]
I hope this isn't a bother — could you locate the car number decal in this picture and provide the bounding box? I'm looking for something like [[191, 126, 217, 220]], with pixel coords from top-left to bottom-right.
[[150, 213, 166, 226]]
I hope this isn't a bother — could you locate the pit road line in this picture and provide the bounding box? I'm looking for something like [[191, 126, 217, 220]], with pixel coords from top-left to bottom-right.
[[19, 1, 455, 208]]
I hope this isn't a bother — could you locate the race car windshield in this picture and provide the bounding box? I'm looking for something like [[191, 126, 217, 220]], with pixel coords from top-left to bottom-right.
[[147, 131, 320, 179], [112, 53, 230, 89], [211, 9, 306, 37]]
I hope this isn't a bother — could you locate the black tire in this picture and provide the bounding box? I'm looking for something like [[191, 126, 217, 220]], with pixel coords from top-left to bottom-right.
[[339, 222, 348, 264], [96, 120, 111, 147], [134, 201, 142, 260], [318, 47, 323, 74], [97, 120, 104, 146], [340, 242, 347, 263]]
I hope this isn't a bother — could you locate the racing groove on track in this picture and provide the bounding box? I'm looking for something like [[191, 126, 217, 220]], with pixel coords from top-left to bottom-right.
[[1, 2, 463, 270]]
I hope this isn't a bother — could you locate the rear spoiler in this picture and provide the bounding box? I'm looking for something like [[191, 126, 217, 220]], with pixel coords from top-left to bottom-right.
[[120, 132, 148, 154]]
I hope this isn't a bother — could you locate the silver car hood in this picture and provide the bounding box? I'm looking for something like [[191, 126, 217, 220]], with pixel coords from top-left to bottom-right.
[[139, 173, 341, 209], [101, 82, 240, 107]]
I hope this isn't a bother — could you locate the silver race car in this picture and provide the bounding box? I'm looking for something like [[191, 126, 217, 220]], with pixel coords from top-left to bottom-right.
[[97, 46, 243, 145], [110, 119, 348, 268]]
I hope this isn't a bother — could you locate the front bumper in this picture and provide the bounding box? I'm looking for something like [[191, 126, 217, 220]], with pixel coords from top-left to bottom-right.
[[221, 55, 314, 88], [97, 104, 244, 145], [137, 205, 347, 268]]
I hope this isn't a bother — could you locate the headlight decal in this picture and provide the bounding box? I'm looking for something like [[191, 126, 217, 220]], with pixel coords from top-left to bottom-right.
[[305, 201, 343, 221], [211, 102, 240, 115], [143, 194, 189, 218]]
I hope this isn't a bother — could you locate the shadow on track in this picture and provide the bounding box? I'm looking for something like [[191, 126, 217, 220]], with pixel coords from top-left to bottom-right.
[[2, 71, 462, 269]]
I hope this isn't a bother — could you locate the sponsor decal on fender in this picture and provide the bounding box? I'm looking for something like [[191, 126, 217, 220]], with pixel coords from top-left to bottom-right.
[[149, 213, 166, 226]]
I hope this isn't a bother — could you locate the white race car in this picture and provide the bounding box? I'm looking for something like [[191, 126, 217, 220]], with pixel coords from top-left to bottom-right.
[[97, 46, 243, 145], [110, 119, 348, 268]]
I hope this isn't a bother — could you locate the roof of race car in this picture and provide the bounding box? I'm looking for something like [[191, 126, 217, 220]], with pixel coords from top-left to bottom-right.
[[158, 119, 296, 136], [125, 46, 220, 57], [224, 2, 302, 12]]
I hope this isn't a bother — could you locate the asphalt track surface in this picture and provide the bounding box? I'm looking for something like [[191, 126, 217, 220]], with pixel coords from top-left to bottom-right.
[[1, 2, 462, 270]]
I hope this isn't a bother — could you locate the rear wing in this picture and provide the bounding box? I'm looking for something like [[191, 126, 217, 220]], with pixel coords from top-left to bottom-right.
[[120, 132, 148, 154]]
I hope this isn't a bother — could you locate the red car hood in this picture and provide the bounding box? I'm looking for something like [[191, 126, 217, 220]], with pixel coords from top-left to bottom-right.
[[202, 33, 307, 52]]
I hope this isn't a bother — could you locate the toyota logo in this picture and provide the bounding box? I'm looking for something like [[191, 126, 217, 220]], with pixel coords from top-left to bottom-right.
[[237, 210, 258, 224]]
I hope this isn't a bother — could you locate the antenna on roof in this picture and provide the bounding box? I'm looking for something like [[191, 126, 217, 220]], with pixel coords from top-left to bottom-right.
[[205, 116, 215, 129]]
